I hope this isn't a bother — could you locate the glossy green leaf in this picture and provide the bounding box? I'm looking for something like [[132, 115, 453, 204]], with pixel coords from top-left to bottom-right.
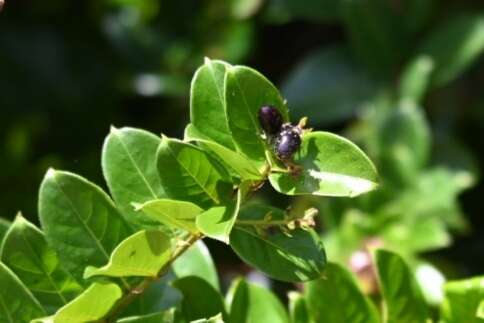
[[419, 14, 484, 86], [399, 56, 434, 103], [190, 58, 234, 149], [173, 240, 220, 291], [102, 127, 166, 226], [156, 136, 233, 209], [52, 282, 123, 323], [375, 102, 430, 186], [172, 276, 227, 322], [0, 215, 82, 313], [269, 131, 378, 197], [288, 291, 312, 323], [230, 204, 326, 282], [374, 249, 428, 323], [84, 230, 171, 278], [0, 262, 45, 322], [304, 262, 379, 323], [341, 0, 406, 77], [117, 310, 176, 323], [135, 199, 203, 234], [441, 276, 484, 323], [225, 65, 288, 163], [227, 278, 289, 323], [282, 46, 377, 125], [185, 123, 263, 180], [38, 169, 132, 283], [196, 183, 244, 243], [0, 217, 10, 242]]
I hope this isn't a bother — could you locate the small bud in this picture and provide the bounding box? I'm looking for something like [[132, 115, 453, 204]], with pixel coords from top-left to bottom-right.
[[258, 105, 283, 135]]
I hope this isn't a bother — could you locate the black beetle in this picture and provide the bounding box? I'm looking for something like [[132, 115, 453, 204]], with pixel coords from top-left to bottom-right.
[[258, 105, 283, 135], [274, 123, 302, 160]]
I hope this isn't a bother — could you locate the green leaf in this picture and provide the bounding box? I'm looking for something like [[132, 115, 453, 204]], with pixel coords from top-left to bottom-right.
[[117, 310, 176, 323], [341, 0, 406, 78], [419, 14, 484, 86], [173, 240, 220, 291], [375, 102, 430, 186], [0, 217, 10, 242], [135, 199, 203, 234], [38, 169, 132, 283], [190, 58, 234, 150], [225, 65, 288, 163], [227, 278, 289, 323], [304, 262, 379, 323], [269, 131, 378, 197], [84, 230, 171, 278], [399, 56, 435, 103], [441, 276, 484, 323], [172, 276, 227, 322], [185, 124, 263, 180], [282, 46, 377, 125], [288, 292, 312, 323], [196, 183, 245, 243], [478, 300, 484, 319], [230, 204, 326, 282], [156, 136, 233, 209], [0, 215, 82, 313], [374, 249, 428, 323], [51, 282, 123, 323], [0, 262, 45, 322], [102, 127, 166, 226], [191, 313, 224, 323]]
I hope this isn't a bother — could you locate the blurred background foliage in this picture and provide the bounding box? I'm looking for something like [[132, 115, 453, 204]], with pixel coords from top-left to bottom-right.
[[1, 0, 484, 300]]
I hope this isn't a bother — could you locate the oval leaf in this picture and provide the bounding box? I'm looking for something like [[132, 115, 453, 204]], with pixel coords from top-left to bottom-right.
[[229, 204, 326, 282], [269, 131, 378, 197], [38, 169, 133, 283], [374, 249, 428, 323], [227, 278, 289, 323], [173, 240, 220, 291], [190, 58, 235, 149], [84, 230, 171, 278], [135, 199, 203, 234], [0, 215, 82, 313], [0, 262, 45, 322], [172, 276, 227, 322], [304, 262, 379, 323], [102, 127, 166, 226], [156, 136, 233, 209], [225, 65, 288, 163], [52, 282, 123, 323]]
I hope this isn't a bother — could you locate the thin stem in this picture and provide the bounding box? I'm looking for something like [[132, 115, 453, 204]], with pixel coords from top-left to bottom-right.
[[104, 233, 203, 322]]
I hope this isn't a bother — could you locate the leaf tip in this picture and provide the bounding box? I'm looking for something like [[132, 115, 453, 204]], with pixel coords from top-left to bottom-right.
[[204, 56, 212, 65], [110, 125, 120, 135], [45, 167, 57, 179]]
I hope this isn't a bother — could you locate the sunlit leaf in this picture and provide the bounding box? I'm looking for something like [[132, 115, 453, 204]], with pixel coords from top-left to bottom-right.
[[288, 291, 312, 323], [441, 276, 484, 323], [0, 215, 82, 313], [84, 230, 171, 278], [0, 262, 45, 322], [135, 199, 203, 234], [269, 131, 378, 197], [102, 127, 166, 226], [38, 169, 133, 284]]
